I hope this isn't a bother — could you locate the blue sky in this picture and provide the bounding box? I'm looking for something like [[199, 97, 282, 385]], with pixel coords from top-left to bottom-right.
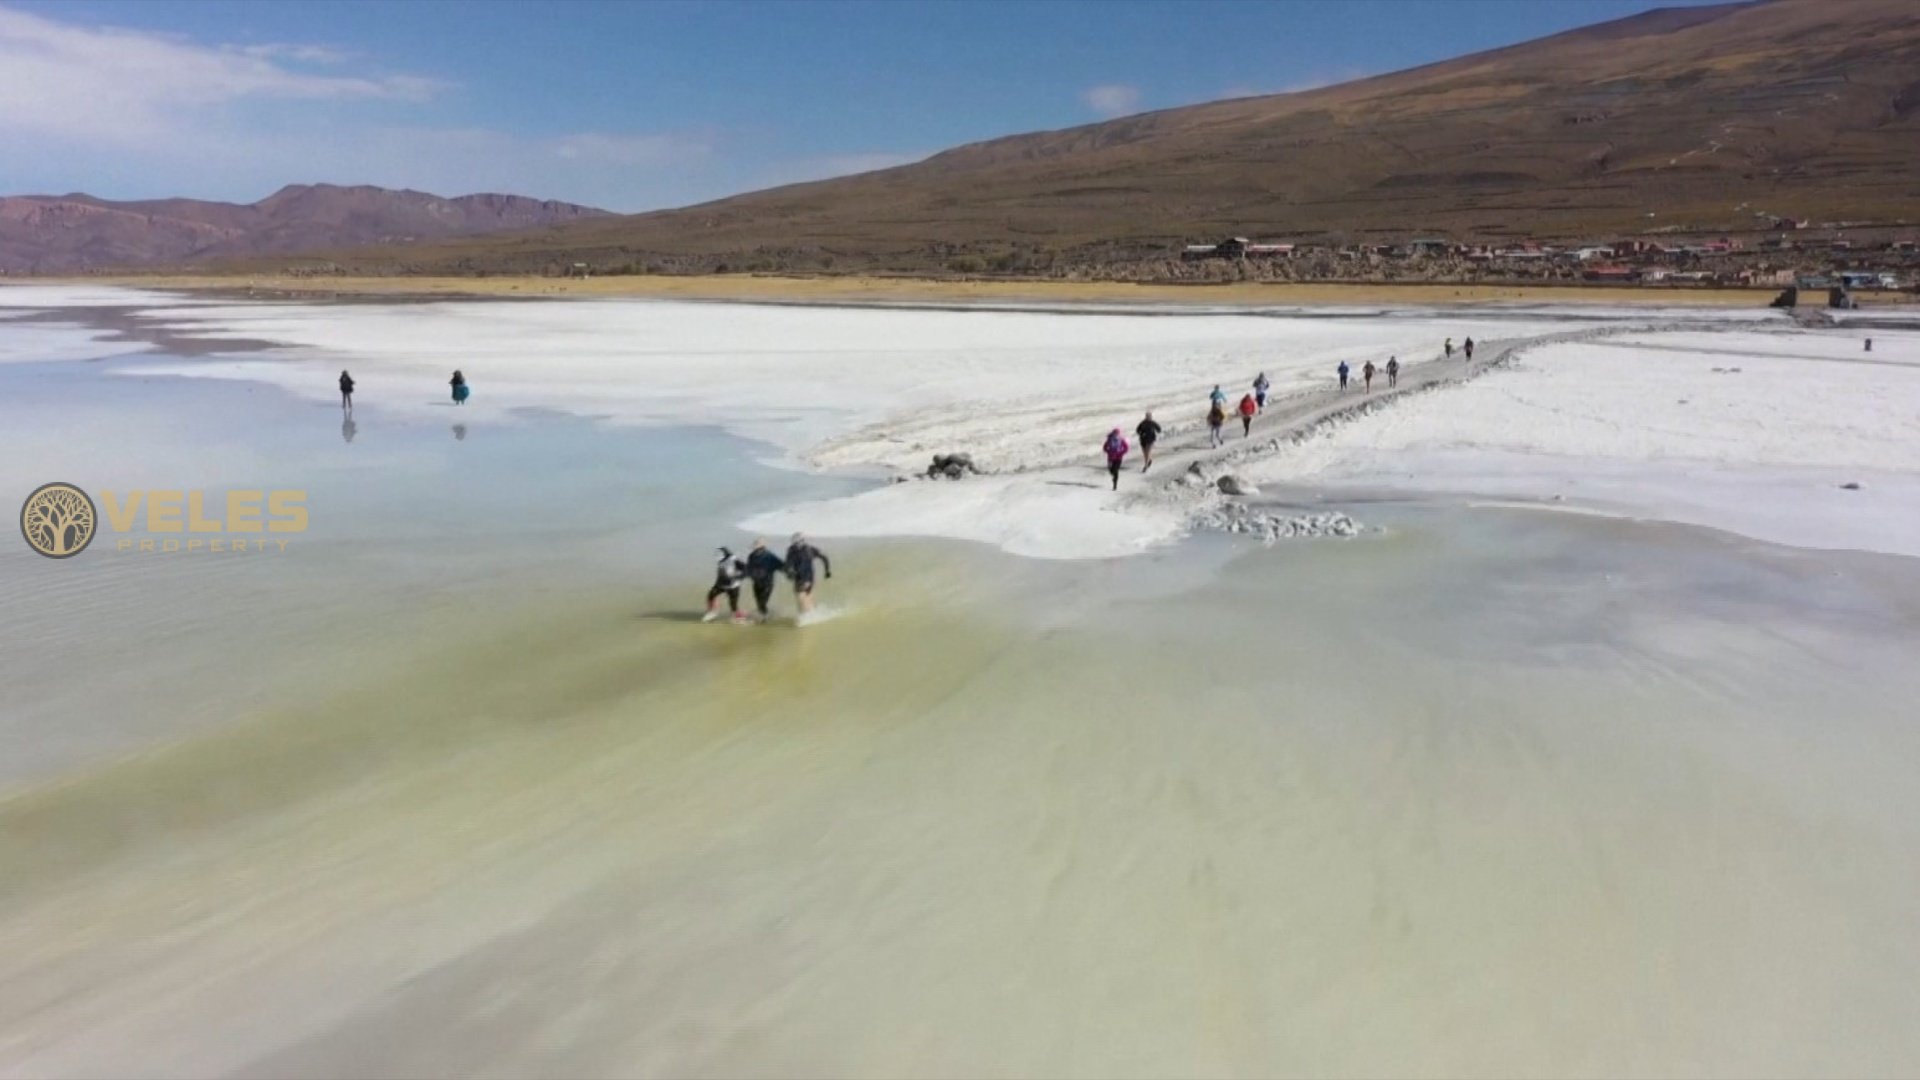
[[2, 0, 1724, 211]]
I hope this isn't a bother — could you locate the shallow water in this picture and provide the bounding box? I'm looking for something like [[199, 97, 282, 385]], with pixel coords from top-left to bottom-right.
[[3, 314, 1920, 1077]]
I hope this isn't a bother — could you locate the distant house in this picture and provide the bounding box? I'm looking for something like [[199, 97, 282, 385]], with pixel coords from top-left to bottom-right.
[[1244, 243, 1295, 258], [1571, 247, 1614, 261], [1409, 237, 1450, 255], [1181, 237, 1254, 261], [1496, 242, 1548, 259], [1584, 264, 1639, 282]]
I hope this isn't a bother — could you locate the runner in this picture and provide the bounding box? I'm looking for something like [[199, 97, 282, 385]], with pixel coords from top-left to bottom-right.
[[450, 369, 469, 405], [1464, 337, 1475, 361], [1253, 372, 1271, 411], [1207, 398, 1227, 448], [785, 532, 832, 616], [1102, 427, 1130, 491], [1135, 411, 1161, 473], [1210, 384, 1228, 411], [1337, 360, 1350, 392], [703, 546, 749, 623], [1386, 356, 1400, 387], [1363, 360, 1376, 392], [1237, 392, 1257, 437], [1444, 338, 1454, 360], [338, 370, 355, 411], [744, 538, 786, 621]]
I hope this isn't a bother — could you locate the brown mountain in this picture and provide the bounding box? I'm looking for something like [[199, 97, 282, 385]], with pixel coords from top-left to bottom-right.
[[0, 185, 608, 273], [288, 0, 1919, 276]]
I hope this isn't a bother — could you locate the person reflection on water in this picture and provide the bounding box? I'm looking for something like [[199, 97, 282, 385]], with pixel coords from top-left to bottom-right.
[[341, 415, 357, 444]]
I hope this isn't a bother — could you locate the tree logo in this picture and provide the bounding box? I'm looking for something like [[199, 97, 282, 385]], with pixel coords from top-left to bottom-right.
[[20, 482, 98, 559]]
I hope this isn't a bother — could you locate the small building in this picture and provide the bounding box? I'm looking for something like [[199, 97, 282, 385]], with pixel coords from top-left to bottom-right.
[[1584, 264, 1639, 282], [1244, 243, 1296, 258], [1496, 242, 1548, 260]]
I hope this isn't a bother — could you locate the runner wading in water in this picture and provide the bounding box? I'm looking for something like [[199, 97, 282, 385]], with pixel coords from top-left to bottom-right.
[[1102, 428, 1130, 490], [1386, 356, 1400, 387], [1135, 411, 1161, 473], [1253, 372, 1271, 411], [703, 546, 749, 623], [745, 538, 786, 621], [1337, 361, 1351, 392], [785, 532, 832, 616], [1237, 392, 1257, 437], [1363, 360, 1376, 393], [338, 370, 355, 411]]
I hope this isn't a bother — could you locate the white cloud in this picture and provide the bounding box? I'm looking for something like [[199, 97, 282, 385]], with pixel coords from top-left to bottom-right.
[[0, 6, 445, 145], [1080, 83, 1142, 119], [0, 4, 714, 211], [233, 42, 355, 65]]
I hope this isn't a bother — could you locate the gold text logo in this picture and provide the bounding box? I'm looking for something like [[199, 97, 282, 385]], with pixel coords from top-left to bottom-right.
[[19, 485, 308, 556]]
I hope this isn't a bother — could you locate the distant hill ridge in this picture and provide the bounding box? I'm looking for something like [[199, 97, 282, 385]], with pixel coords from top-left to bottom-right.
[[10, 0, 1920, 278], [248, 0, 1919, 276], [0, 184, 608, 273]]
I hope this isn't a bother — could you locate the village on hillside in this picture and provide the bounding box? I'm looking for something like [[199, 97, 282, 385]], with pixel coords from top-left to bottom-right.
[[1166, 227, 1916, 294]]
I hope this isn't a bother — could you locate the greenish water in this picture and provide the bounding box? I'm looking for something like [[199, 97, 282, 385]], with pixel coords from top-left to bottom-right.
[[4, 343, 1920, 1077]]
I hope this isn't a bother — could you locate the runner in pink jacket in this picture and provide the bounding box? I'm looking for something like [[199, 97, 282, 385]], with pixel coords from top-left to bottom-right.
[[1102, 428, 1130, 491]]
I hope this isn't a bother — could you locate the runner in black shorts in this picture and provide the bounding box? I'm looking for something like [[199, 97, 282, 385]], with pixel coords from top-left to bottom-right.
[[1135, 411, 1161, 473], [785, 532, 833, 615]]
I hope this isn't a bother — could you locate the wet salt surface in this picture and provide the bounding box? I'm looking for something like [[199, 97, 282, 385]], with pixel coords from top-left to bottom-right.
[[3, 314, 1920, 1076]]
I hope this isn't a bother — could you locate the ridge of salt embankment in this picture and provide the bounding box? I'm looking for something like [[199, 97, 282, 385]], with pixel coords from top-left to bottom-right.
[[754, 318, 1716, 558]]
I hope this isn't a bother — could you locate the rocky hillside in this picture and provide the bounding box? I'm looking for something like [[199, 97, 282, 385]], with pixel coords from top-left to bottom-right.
[[272, 0, 1920, 276], [0, 185, 607, 273]]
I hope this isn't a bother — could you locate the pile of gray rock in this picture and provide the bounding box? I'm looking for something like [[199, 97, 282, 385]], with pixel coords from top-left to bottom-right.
[[926, 453, 980, 480], [1196, 501, 1362, 543]]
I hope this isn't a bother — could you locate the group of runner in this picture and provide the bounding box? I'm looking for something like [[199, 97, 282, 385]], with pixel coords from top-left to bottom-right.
[[1104, 335, 1477, 484], [703, 534, 832, 624], [694, 334, 1485, 615], [1336, 356, 1400, 392], [335, 369, 472, 409]]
